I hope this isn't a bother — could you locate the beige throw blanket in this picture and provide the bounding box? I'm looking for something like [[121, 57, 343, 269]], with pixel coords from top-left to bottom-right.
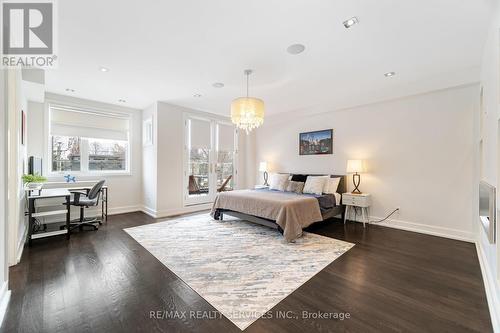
[[211, 190, 323, 241]]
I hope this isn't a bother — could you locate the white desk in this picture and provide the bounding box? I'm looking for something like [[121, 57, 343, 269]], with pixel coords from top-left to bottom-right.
[[42, 182, 109, 222], [27, 188, 71, 245]]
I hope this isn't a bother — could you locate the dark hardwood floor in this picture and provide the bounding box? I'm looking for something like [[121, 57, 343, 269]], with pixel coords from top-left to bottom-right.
[[1, 212, 492, 333]]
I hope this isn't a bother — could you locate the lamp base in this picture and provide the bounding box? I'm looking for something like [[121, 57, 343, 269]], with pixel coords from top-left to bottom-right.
[[351, 173, 362, 194], [263, 171, 269, 186]]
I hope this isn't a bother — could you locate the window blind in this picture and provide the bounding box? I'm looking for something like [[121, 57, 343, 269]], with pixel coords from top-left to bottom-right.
[[218, 123, 235, 151], [189, 118, 211, 149], [50, 105, 130, 141]]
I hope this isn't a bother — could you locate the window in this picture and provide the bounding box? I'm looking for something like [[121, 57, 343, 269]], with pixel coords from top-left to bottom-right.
[[184, 116, 237, 205], [51, 135, 81, 171], [88, 138, 128, 171], [49, 104, 131, 174], [216, 123, 236, 191], [188, 147, 210, 194], [216, 150, 234, 191]]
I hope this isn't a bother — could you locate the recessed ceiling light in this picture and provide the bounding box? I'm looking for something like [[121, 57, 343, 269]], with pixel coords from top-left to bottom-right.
[[287, 44, 306, 55], [212, 82, 224, 88], [343, 16, 359, 29], [99, 66, 109, 72], [384, 71, 396, 77], [193, 94, 202, 98], [65, 88, 75, 92], [118, 99, 126, 103]]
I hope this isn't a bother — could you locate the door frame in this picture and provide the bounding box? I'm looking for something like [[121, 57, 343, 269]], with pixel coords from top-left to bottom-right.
[[6, 69, 21, 266], [183, 113, 237, 207]]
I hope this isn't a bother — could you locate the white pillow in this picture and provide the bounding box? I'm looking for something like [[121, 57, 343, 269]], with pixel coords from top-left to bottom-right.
[[303, 176, 328, 195], [269, 173, 289, 191], [324, 177, 341, 194]]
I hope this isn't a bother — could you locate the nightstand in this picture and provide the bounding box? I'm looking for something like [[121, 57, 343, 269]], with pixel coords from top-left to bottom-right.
[[342, 193, 372, 227], [254, 185, 269, 190]]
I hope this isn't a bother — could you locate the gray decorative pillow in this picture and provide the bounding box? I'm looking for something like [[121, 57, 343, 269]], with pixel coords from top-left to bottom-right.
[[286, 181, 305, 194]]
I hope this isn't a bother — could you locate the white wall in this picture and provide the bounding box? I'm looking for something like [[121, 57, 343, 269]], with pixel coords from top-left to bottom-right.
[[27, 93, 144, 215], [155, 102, 185, 215], [17, 74, 28, 265], [26, 101, 44, 159], [142, 103, 158, 215], [5, 69, 27, 266], [0, 69, 11, 325], [142, 102, 250, 217], [256, 85, 477, 241], [476, 0, 500, 330], [239, 130, 256, 190]]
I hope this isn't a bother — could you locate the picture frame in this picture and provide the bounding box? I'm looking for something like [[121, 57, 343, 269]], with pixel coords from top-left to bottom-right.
[[299, 129, 333, 155], [143, 116, 153, 146], [21, 110, 26, 146]]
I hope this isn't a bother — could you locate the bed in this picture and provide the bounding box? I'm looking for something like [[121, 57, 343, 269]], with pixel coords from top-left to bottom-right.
[[211, 175, 347, 241]]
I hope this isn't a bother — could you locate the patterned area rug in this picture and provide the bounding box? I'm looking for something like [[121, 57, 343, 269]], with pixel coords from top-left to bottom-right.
[[125, 213, 354, 330]]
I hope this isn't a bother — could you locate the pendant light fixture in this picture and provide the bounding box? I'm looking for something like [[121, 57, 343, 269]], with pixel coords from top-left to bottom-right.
[[231, 69, 265, 134]]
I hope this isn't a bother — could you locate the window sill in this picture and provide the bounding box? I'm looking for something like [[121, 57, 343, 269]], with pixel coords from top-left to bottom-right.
[[47, 172, 132, 180]]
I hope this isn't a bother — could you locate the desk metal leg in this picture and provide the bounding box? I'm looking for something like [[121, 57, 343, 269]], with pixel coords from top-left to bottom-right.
[[28, 198, 34, 247], [66, 195, 71, 239], [105, 188, 108, 222], [101, 187, 108, 222], [101, 189, 104, 221]]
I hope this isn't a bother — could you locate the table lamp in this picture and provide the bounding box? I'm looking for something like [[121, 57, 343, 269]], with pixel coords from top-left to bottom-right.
[[259, 161, 269, 186], [346, 159, 365, 194]]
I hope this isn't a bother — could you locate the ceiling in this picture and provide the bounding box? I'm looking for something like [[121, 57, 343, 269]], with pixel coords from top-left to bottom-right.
[[45, 0, 493, 116]]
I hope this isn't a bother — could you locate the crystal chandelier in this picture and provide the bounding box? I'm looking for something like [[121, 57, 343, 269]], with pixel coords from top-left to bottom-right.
[[231, 69, 265, 134]]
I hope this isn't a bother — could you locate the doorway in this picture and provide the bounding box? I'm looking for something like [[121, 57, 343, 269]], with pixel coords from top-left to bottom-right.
[[183, 114, 237, 206]]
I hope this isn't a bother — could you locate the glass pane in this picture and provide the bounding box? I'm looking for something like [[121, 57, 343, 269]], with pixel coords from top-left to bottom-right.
[[51, 136, 81, 172], [188, 147, 210, 196], [217, 150, 234, 191], [88, 138, 128, 171]]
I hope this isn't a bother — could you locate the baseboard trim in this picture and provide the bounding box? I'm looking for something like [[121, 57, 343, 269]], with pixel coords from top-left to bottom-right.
[[370, 216, 475, 243], [476, 241, 500, 332], [0, 281, 11, 328], [140, 205, 157, 218], [140, 204, 212, 219], [107, 205, 142, 216], [15, 224, 27, 264], [156, 204, 212, 218]]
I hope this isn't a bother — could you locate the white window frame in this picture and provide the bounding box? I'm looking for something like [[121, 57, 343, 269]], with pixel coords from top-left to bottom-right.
[[44, 101, 132, 177]]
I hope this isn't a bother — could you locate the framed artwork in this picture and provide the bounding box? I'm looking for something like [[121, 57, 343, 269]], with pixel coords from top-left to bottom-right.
[[143, 116, 153, 146], [21, 110, 26, 146], [299, 129, 333, 155]]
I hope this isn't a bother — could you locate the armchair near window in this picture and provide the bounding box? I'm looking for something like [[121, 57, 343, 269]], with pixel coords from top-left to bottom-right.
[[68, 180, 105, 230]]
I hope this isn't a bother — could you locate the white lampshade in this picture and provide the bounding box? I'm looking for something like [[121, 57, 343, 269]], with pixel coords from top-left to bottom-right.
[[259, 161, 268, 172], [230, 70, 265, 134], [346, 159, 365, 173], [231, 97, 265, 134]]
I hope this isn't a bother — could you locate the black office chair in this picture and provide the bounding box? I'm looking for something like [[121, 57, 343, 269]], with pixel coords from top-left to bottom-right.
[[68, 180, 105, 231]]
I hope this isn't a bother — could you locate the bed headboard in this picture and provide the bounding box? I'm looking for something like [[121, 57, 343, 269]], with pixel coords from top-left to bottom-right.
[[281, 173, 347, 194]]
